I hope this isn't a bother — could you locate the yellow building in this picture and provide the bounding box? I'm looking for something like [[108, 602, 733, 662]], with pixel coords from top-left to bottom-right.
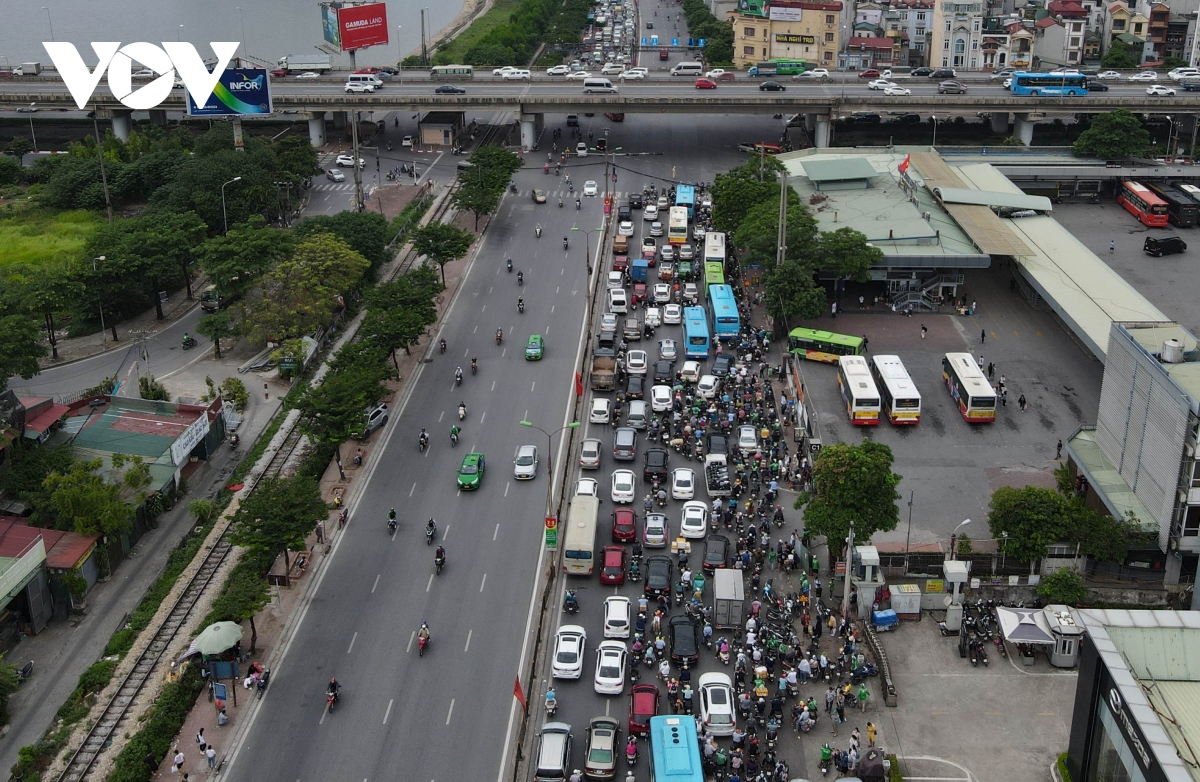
[[729, 0, 844, 69]]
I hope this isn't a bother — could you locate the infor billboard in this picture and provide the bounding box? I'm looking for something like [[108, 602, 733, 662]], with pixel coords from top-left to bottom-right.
[[337, 3, 390, 50], [186, 68, 273, 117]]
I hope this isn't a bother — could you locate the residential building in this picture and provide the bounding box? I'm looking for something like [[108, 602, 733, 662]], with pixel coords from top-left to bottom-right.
[[1104, 2, 1150, 52], [1145, 0, 1170, 59], [841, 35, 899, 68], [981, 15, 1034, 70], [1035, 15, 1088, 65], [930, 0, 987, 69], [881, 0, 935, 65], [729, 0, 843, 69]]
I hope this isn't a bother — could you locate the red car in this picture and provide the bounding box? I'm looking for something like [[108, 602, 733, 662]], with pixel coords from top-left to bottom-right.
[[858, 68, 881, 79], [659, 48, 670, 61], [600, 545, 627, 585], [270, 69, 287, 77], [629, 684, 660, 735], [632, 283, 648, 305], [354, 66, 383, 74], [694, 78, 717, 89], [612, 255, 629, 274], [612, 508, 637, 542]]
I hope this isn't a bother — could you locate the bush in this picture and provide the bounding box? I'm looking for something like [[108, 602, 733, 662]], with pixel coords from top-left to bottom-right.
[[220, 377, 249, 411], [888, 754, 904, 782], [1058, 753, 1074, 782], [1038, 568, 1088, 606]]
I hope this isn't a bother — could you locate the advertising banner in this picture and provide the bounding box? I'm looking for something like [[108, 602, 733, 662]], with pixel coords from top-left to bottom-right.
[[186, 68, 273, 117], [321, 3, 342, 49], [338, 3, 391, 50], [769, 6, 804, 20]]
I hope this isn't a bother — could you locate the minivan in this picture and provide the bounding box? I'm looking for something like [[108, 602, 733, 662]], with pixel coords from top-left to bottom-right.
[[608, 287, 628, 314], [583, 78, 618, 93], [613, 427, 638, 460], [346, 73, 384, 88], [534, 722, 573, 782], [1144, 235, 1187, 256], [627, 400, 649, 430], [671, 62, 704, 76]]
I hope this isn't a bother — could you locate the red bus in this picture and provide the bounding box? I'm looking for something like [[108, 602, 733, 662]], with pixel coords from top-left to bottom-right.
[[1117, 181, 1169, 227]]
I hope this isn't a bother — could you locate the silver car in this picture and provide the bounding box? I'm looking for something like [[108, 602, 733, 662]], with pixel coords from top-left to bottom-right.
[[580, 438, 603, 470], [514, 444, 540, 479]]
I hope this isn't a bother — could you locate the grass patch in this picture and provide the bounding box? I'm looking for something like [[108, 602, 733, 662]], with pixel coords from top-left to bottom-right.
[[1057, 752, 1073, 782], [430, 0, 524, 64], [0, 208, 101, 271]]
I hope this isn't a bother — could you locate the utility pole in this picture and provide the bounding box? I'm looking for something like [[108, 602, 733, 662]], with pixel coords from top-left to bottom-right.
[[775, 170, 788, 268], [841, 519, 855, 619], [421, 10, 429, 66], [351, 114, 364, 212]]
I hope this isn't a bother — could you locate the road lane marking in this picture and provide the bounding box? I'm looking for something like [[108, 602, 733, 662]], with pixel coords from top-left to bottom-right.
[[446, 699, 455, 725], [410, 483, 417, 496], [406, 631, 415, 653], [347, 632, 357, 654], [505, 483, 510, 497], [532, 382, 537, 393], [552, 306, 556, 314], [438, 411, 445, 422], [494, 523, 500, 541], [480, 573, 488, 592], [443, 524, 449, 541], [465, 629, 473, 652], [372, 575, 380, 593], [492, 380, 497, 391], [383, 698, 394, 724], [482, 304, 487, 313], [481, 410, 487, 424], [426, 573, 434, 592]]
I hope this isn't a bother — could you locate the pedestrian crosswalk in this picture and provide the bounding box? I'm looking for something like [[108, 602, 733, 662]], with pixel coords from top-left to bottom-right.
[[312, 181, 358, 192]]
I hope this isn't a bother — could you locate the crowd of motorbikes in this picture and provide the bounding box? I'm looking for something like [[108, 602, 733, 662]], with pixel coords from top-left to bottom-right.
[[955, 599, 1008, 667]]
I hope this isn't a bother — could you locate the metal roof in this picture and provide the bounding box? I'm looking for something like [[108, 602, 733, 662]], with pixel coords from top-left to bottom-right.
[[800, 157, 879, 184], [933, 186, 1053, 211]]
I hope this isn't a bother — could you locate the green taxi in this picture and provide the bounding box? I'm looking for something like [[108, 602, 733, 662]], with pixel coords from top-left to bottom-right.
[[456, 452, 486, 490], [525, 335, 545, 361]]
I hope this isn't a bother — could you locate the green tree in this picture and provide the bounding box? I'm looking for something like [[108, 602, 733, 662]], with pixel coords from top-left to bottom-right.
[[294, 358, 391, 446], [468, 144, 524, 190], [0, 659, 20, 724], [710, 158, 785, 234], [453, 179, 502, 230], [815, 227, 883, 281], [0, 443, 75, 516], [272, 135, 320, 182], [5, 263, 83, 361], [197, 215, 294, 301], [361, 267, 442, 369], [987, 486, 1073, 565], [1065, 501, 1135, 563], [764, 260, 827, 322], [138, 375, 170, 401], [411, 222, 474, 284], [796, 441, 901, 557], [0, 313, 46, 392], [1101, 41, 1138, 69], [195, 311, 234, 359], [228, 476, 327, 575], [41, 458, 135, 537], [0, 154, 23, 185], [732, 196, 819, 269], [1037, 568, 1088, 606], [3, 137, 32, 158], [293, 211, 390, 270], [1072, 108, 1151, 159]]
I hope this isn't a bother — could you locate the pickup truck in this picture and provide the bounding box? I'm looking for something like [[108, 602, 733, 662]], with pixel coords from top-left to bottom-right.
[[591, 338, 618, 391], [704, 453, 732, 497], [1180, 80, 1200, 91]]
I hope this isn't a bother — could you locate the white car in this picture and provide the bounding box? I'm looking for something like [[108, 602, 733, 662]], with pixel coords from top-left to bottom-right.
[[618, 220, 635, 236], [867, 79, 896, 90], [679, 360, 701, 383], [680, 501, 710, 539], [584, 180, 599, 196], [682, 283, 698, 302], [600, 313, 619, 333], [649, 221, 663, 237], [698, 672, 737, 736], [577, 142, 589, 157], [696, 374, 720, 400], [552, 625, 587, 679], [1002, 78, 1013, 88], [492, 66, 518, 76], [132, 68, 158, 77], [566, 71, 593, 80], [345, 82, 376, 93], [705, 69, 730, 79], [656, 196, 670, 209], [671, 468, 695, 500], [650, 385, 673, 412], [547, 64, 571, 76], [883, 86, 911, 96], [608, 271, 624, 289], [644, 204, 659, 221], [611, 469, 636, 503], [594, 641, 627, 695], [658, 339, 677, 360], [1146, 84, 1176, 95], [645, 307, 662, 328], [326, 168, 345, 182], [794, 68, 830, 79], [513, 444, 539, 480], [1129, 71, 1158, 81], [643, 513, 668, 547], [335, 154, 364, 168], [660, 245, 675, 263], [662, 305, 682, 325], [737, 425, 758, 453], [601, 63, 626, 75], [619, 69, 647, 80], [604, 596, 632, 638], [591, 397, 613, 423], [295, 71, 320, 79], [575, 478, 600, 497], [626, 350, 648, 375], [580, 438, 603, 470], [401, 135, 414, 147], [652, 283, 671, 303]]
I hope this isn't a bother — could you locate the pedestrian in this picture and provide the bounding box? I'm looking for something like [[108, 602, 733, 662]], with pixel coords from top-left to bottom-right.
[[1056, 439, 1063, 459], [977, 354, 984, 369], [217, 708, 229, 726], [971, 300, 977, 313], [1109, 239, 1115, 253], [1001, 390, 1008, 407], [830, 707, 841, 736], [857, 682, 870, 712], [981, 328, 986, 344], [172, 748, 185, 774], [862, 335, 869, 353], [1019, 394, 1028, 411], [867, 721, 877, 747], [921, 323, 927, 339], [196, 728, 206, 752], [206, 746, 217, 769], [831, 302, 837, 319], [987, 362, 995, 379], [858, 295, 864, 309]]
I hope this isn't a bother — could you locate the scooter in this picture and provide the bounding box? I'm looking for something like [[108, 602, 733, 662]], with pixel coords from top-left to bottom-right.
[[545, 693, 558, 717], [440, 339, 447, 354], [17, 661, 33, 683], [419, 434, 429, 452], [418, 634, 429, 656], [518, 272, 524, 286], [455, 371, 463, 387], [426, 523, 437, 545], [435, 554, 445, 575], [387, 518, 398, 535], [518, 300, 525, 314], [458, 404, 467, 421], [327, 689, 340, 712], [507, 258, 513, 272], [626, 738, 639, 767], [229, 433, 240, 449], [535, 226, 542, 239], [563, 237, 569, 250], [563, 589, 580, 614], [182, 335, 197, 350], [256, 667, 270, 699]]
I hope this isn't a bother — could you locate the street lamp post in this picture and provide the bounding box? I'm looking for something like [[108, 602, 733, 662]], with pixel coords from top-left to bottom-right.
[[931, 114, 939, 149], [93, 256, 108, 348], [397, 26, 404, 84], [42, 7, 54, 41], [949, 518, 972, 561], [221, 176, 243, 234], [177, 25, 185, 42], [904, 490, 914, 573], [520, 420, 581, 518], [571, 224, 604, 275], [28, 104, 37, 151], [237, 7, 248, 62]]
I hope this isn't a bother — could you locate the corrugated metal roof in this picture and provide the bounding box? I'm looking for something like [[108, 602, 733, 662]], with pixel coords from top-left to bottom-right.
[[801, 157, 879, 183], [1152, 681, 1200, 772], [933, 186, 1053, 211], [909, 152, 1035, 257]]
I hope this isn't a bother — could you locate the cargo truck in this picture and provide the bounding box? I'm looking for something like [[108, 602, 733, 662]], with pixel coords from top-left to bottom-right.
[[276, 54, 333, 73], [591, 338, 617, 391], [704, 452, 732, 497], [713, 569, 745, 630]]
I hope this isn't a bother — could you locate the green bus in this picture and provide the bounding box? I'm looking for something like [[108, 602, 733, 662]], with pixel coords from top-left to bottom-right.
[[703, 261, 725, 295], [788, 328, 865, 364], [748, 59, 807, 77]]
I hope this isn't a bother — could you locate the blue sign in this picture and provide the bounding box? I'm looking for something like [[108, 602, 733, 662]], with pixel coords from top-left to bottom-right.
[[699, 38, 706, 47], [186, 68, 274, 117], [688, 38, 695, 46], [651, 35, 659, 45], [641, 37, 647, 46], [672, 38, 679, 46]]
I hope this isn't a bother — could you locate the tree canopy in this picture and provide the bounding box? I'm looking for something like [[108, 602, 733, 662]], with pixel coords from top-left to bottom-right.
[[197, 215, 295, 301], [710, 158, 786, 234], [1072, 109, 1151, 159], [229, 476, 327, 573], [411, 223, 474, 284], [796, 441, 901, 556], [987, 486, 1137, 565]]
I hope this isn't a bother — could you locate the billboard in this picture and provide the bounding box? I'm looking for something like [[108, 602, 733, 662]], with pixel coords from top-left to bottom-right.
[[186, 68, 273, 117], [321, 3, 342, 49], [337, 3, 390, 50]]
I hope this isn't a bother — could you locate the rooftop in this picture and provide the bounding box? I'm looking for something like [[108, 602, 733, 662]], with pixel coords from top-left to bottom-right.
[[1120, 323, 1200, 409]]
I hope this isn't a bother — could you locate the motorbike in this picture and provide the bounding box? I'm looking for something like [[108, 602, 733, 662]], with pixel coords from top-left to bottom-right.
[[455, 370, 463, 386], [507, 258, 513, 272], [558, 199, 563, 208], [419, 434, 429, 452], [628, 559, 641, 581], [517, 272, 524, 286], [327, 689, 340, 712], [439, 339, 446, 354], [510, 182, 517, 193], [418, 634, 429, 657], [544, 163, 550, 174], [535, 226, 542, 239], [576, 198, 581, 210], [563, 589, 580, 614], [820, 744, 832, 776], [426, 523, 437, 545], [495, 331, 503, 345], [182, 335, 197, 350], [545, 692, 558, 717], [256, 667, 270, 699], [563, 237, 569, 250], [766, 719, 779, 751], [387, 517, 398, 534], [518, 300, 525, 314], [450, 430, 459, 446], [471, 360, 478, 375], [16, 661, 33, 683], [435, 554, 445, 575], [626, 738, 639, 767], [458, 404, 467, 421], [229, 433, 240, 449]]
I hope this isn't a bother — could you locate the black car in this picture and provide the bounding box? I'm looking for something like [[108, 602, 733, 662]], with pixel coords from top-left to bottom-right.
[[1086, 80, 1109, 91], [379, 66, 401, 75], [759, 81, 786, 92], [668, 614, 701, 666], [911, 67, 934, 77], [644, 448, 669, 483], [705, 433, 729, 457], [703, 534, 731, 573], [435, 84, 467, 94], [625, 374, 645, 399], [653, 360, 674, 384], [850, 112, 881, 124], [711, 354, 734, 377], [644, 555, 673, 598], [630, 192, 645, 209], [929, 68, 956, 79]]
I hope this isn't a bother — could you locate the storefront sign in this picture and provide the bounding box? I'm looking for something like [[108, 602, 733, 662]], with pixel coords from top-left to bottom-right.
[[768, 6, 804, 20], [775, 33, 816, 44], [1106, 685, 1152, 771]]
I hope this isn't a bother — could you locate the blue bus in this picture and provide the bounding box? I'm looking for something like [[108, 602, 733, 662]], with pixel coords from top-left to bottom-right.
[[1007, 72, 1088, 96], [675, 184, 696, 218], [683, 306, 710, 359], [707, 284, 740, 341], [649, 715, 704, 782]]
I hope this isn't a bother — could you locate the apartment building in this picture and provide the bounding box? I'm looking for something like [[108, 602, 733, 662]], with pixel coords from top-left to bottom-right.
[[729, 0, 844, 68]]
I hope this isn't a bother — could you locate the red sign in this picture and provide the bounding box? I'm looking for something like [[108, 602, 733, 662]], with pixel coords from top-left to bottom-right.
[[545, 515, 558, 530], [337, 3, 390, 51]]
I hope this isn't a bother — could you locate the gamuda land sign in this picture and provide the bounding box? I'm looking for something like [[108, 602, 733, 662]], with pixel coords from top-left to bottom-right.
[[43, 42, 239, 110]]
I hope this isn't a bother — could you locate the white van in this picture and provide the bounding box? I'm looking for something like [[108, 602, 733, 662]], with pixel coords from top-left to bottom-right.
[[671, 62, 704, 76], [346, 73, 384, 88], [583, 78, 618, 93], [502, 69, 531, 80], [608, 287, 628, 313]]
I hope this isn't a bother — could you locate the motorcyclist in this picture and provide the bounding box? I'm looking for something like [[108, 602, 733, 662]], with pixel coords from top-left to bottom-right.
[[507, 258, 513, 271], [564, 589, 579, 612], [327, 677, 340, 700], [455, 366, 464, 383], [458, 401, 467, 418], [471, 356, 478, 373], [388, 508, 398, 530], [496, 328, 504, 343], [563, 236, 569, 250], [449, 425, 460, 443], [426, 518, 437, 541], [439, 338, 446, 353], [535, 224, 542, 238], [576, 198, 581, 209], [517, 271, 524, 285], [546, 687, 557, 707], [418, 621, 431, 642], [435, 545, 446, 567], [518, 296, 525, 313]]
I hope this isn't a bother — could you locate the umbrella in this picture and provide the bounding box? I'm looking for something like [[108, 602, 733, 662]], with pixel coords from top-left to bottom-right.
[[194, 621, 244, 655]]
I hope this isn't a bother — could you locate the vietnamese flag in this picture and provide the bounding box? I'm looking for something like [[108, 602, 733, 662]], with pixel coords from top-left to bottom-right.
[[575, 372, 584, 397], [514, 676, 527, 712], [898, 154, 911, 174]]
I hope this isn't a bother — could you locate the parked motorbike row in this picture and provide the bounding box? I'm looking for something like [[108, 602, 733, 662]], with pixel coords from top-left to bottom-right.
[[957, 599, 1007, 665]]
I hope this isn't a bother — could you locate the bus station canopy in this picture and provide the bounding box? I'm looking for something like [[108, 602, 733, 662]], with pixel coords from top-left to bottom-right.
[[932, 187, 1053, 212]]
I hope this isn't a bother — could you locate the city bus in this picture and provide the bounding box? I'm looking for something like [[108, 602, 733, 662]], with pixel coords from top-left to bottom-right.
[[707, 284, 740, 341], [836, 355, 881, 425], [1117, 181, 1170, 227], [430, 64, 474, 79], [1174, 182, 1200, 207], [1007, 71, 1088, 96], [870, 354, 922, 424], [748, 59, 808, 77], [675, 183, 696, 218], [683, 306, 710, 359], [1145, 182, 1198, 228], [648, 715, 704, 782], [703, 231, 726, 266], [667, 206, 689, 246], [942, 352, 997, 423], [787, 328, 864, 364], [562, 495, 600, 575], [703, 262, 725, 295]]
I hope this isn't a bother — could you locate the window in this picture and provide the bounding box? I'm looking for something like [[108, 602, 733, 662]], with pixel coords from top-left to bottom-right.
[[1070, 37, 1081, 47], [945, 19, 952, 30], [944, 38, 950, 49], [826, 31, 835, 41], [954, 38, 966, 52], [745, 26, 756, 36], [917, 11, 927, 20], [743, 45, 756, 55], [969, 57, 977, 67], [973, 19, 980, 30], [972, 38, 978, 48], [1134, 22, 1143, 33], [901, 11, 909, 19], [1069, 50, 1079, 60], [826, 14, 835, 23], [824, 50, 834, 60]]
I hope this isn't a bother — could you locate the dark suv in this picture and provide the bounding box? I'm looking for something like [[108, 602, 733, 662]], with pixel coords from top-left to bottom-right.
[[644, 555, 673, 598], [630, 192, 645, 209], [668, 615, 701, 666], [643, 448, 669, 483]]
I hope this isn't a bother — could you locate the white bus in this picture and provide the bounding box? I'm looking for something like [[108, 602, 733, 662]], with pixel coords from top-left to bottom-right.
[[836, 355, 881, 426], [703, 231, 726, 265], [870, 355, 921, 425], [430, 64, 474, 79], [942, 352, 997, 423], [667, 206, 689, 246], [562, 495, 601, 575]]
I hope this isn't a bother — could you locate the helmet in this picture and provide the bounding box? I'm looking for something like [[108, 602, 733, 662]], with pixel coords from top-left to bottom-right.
[[330, 677, 337, 683]]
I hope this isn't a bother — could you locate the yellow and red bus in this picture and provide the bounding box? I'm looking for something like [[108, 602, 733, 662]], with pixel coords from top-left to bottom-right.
[[836, 356, 881, 426], [870, 355, 921, 424], [1117, 181, 1169, 227], [942, 352, 996, 423]]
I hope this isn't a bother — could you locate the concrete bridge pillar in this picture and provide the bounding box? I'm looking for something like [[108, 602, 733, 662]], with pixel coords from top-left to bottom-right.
[[332, 111, 348, 130], [519, 113, 542, 152], [813, 115, 831, 148], [990, 111, 1010, 135], [308, 113, 327, 147], [148, 109, 169, 128], [111, 110, 133, 142], [805, 113, 817, 132], [1013, 113, 1037, 146]]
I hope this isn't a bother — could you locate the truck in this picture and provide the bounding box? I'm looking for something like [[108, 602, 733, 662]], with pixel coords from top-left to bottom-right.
[[704, 452, 732, 498], [276, 54, 333, 74], [631, 257, 649, 283], [747, 60, 806, 78], [591, 338, 618, 391], [713, 568, 745, 630]]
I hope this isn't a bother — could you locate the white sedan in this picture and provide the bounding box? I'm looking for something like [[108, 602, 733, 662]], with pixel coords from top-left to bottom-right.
[[1146, 84, 1177, 95], [652, 283, 671, 303], [867, 79, 896, 90], [594, 641, 627, 695], [566, 71, 593, 80], [679, 360, 701, 383], [590, 397, 612, 423], [737, 425, 758, 453], [626, 350, 648, 375], [620, 69, 647, 80], [611, 469, 636, 503], [583, 180, 599, 197], [671, 468, 696, 500], [645, 307, 661, 328], [698, 672, 737, 736], [618, 220, 635, 236], [680, 501, 710, 539], [295, 71, 321, 79], [883, 86, 912, 96], [795, 68, 830, 79], [649, 221, 663, 237], [547, 64, 571, 75], [696, 374, 720, 400], [335, 154, 364, 167], [1096, 70, 1123, 80], [576, 478, 600, 497], [650, 385, 673, 412], [705, 69, 730, 79], [1129, 71, 1158, 81], [492, 66, 518, 75], [552, 625, 587, 679], [658, 339, 677, 360], [662, 304, 683, 325]]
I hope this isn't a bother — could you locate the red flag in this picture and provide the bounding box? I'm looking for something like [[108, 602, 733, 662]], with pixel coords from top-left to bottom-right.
[[575, 372, 584, 397], [514, 676, 527, 712], [898, 154, 910, 174]]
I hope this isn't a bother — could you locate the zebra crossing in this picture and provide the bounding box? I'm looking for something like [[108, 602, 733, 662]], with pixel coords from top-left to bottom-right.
[[311, 181, 359, 193]]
